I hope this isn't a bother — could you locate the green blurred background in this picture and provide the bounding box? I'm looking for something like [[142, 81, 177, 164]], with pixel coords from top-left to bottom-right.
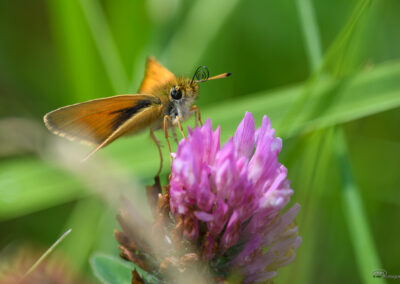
[[0, 0, 399, 283]]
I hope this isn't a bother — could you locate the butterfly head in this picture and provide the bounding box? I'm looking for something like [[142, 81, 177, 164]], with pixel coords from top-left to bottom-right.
[[165, 66, 231, 123], [165, 78, 199, 123]]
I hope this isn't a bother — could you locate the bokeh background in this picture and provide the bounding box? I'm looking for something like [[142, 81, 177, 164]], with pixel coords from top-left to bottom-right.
[[0, 0, 399, 283]]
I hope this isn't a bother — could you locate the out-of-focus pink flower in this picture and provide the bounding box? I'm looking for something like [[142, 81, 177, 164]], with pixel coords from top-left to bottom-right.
[[170, 112, 301, 283]]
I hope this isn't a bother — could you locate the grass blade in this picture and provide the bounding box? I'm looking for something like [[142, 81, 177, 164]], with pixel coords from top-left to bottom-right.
[[162, 0, 242, 73], [295, 0, 323, 72], [279, 0, 372, 133], [276, 129, 335, 283], [326, 0, 372, 77], [79, 0, 128, 92], [334, 128, 385, 284], [47, 0, 108, 102]]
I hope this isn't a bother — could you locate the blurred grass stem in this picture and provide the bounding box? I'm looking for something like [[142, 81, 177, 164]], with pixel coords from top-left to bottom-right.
[[23, 228, 72, 279]]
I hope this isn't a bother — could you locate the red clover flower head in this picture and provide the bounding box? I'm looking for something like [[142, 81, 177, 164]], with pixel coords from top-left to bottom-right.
[[170, 112, 301, 283]]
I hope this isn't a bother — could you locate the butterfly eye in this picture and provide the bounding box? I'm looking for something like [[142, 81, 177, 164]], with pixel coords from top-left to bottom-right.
[[170, 87, 182, 100]]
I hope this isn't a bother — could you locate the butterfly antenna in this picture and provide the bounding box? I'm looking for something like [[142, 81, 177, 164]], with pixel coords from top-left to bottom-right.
[[191, 66, 210, 84]]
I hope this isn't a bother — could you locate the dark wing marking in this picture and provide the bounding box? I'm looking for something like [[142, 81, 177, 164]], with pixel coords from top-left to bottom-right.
[[82, 102, 165, 161], [110, 99, 153, 130]]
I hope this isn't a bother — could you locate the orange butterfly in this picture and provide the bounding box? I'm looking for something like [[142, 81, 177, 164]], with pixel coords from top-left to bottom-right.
[[44, 57, 231, 175]]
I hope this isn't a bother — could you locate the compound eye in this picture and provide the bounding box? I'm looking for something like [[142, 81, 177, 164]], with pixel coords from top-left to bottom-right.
[[170, 87, 182, 100]]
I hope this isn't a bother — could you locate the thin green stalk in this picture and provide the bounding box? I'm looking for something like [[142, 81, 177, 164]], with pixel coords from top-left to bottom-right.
[[23, 228, 72, 279], [335, 128, 385, 284], [79, 0, 128, 93], [295, 0, 323, 72]]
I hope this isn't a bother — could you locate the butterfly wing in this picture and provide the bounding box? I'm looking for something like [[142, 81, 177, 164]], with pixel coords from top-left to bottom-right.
[[138, 56, 175, 94], [44, 94, 163, 147]]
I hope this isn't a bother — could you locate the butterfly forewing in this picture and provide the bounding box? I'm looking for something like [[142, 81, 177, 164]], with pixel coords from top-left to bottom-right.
[[138, 57, 175, 94], [44, 94, 162, 146]]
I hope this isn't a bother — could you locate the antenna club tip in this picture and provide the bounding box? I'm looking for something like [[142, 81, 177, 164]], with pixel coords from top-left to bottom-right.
[[226, 72, 232, 77]]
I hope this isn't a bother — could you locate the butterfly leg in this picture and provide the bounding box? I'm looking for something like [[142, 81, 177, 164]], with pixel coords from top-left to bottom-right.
[[163, 115, 173, 165], [150, 129, 163, 177], [191, 105, 203, 126], [175, 116, 186, 139]]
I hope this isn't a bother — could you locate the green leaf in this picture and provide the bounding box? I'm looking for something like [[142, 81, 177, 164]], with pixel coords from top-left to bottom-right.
[[90, 253, 133, 284], [90, 253, 161, 284]]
